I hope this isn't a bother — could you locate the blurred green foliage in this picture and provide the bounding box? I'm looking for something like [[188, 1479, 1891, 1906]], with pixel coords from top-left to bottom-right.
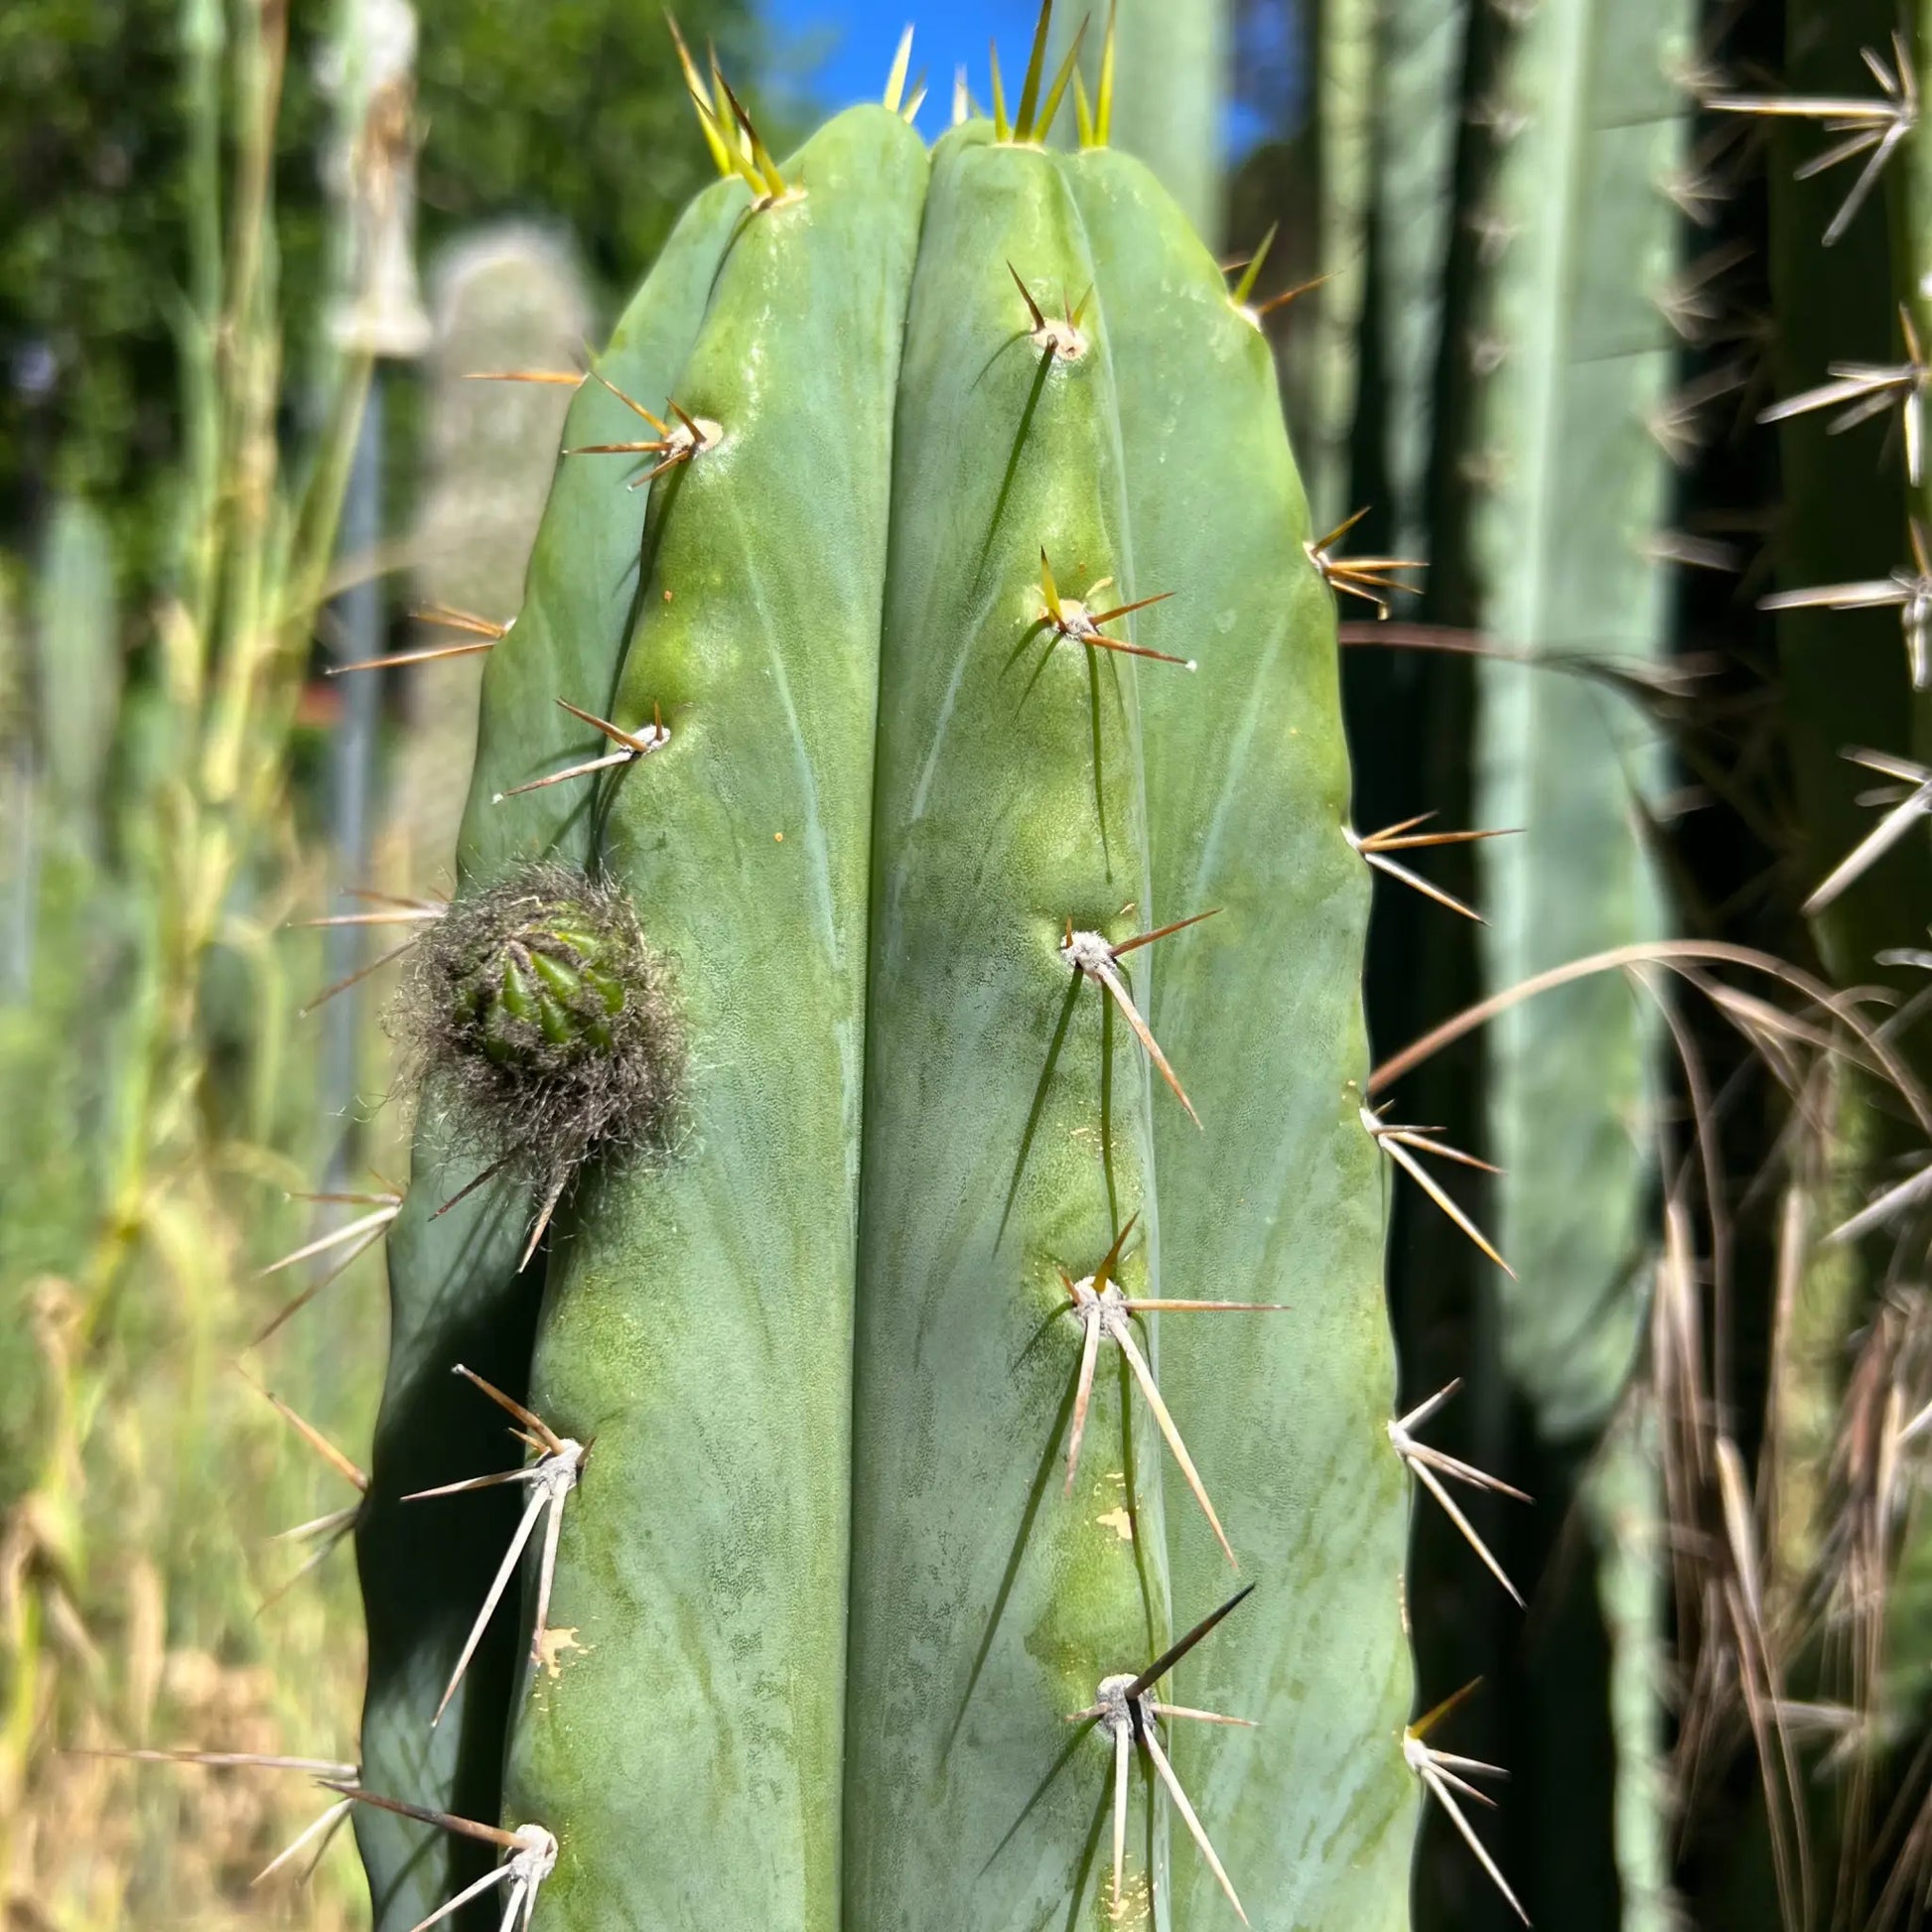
[[0, 0, 756, 581]]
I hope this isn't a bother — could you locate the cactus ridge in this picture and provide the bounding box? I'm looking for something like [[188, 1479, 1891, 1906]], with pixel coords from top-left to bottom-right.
[[346, 13, 1420, 1929]]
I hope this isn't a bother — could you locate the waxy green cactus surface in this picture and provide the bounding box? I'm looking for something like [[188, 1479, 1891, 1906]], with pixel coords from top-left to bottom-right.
[[354, 23, 1420, 1930]]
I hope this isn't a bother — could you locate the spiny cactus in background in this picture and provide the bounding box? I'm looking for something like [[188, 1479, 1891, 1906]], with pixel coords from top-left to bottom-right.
[[341, 9, 1436, 1929], [1709, 1, 1932, 1917], [1468, 0, 1684, 1455], [397, 228, 591, 882], [1341, 0, 1696, 1920]]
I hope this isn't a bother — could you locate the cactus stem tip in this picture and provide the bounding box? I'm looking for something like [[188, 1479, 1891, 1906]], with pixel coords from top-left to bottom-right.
[[989, 0, 1085, 147]]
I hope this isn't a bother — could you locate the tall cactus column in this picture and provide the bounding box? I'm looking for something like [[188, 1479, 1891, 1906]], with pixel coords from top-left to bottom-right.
[[354, 172, 748, 1928], [352, 18, 1421, 1930], [1465, 0, 1691, 1924]]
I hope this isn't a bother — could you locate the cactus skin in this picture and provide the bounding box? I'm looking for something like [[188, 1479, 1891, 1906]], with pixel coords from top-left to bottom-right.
[[354, 172, 745, 1932], [358, 68, 1413, 1932], [1068, 148, 1418, 1927]]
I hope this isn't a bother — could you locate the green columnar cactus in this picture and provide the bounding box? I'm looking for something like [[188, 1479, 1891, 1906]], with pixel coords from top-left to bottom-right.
[[1095, 0, 1229, 241], [1068, 153, 1418, 1923], [1470, 0, 1683, 1444], [1464, 1, 1691, 1925], [1311, 0, 1377, 529], [356, 16, 1416, 1929], [1740, 0, 1930, 1631], [354, 172, 747, 1928], [1371, 0, 1467, 559], [1731, 0, 1932, 1906]]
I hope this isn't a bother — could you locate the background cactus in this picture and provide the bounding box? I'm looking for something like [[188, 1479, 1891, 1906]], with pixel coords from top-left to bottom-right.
[[398, 226, 591, 884], [1463, 7, 1687, 1921], [355, 17, 1417, 1930]]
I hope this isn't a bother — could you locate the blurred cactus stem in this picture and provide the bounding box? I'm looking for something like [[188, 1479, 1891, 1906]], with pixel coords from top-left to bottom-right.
[[1466, 0, 1692, 1924], [1312, 0, 1375, 529], [1097, 0, 1230, 242], [318, 0, 432, 1166], [33, 498, 119, 861], [400, 229, 590, 882]]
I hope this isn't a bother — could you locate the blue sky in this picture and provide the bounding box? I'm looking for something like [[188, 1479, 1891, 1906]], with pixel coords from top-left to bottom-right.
[[764, 1, 1278, 160], [768, 0, 1053, 136]]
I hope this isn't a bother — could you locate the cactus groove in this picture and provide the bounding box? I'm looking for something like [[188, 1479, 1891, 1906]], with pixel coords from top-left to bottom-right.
[[356, 16, 1417, 1929]]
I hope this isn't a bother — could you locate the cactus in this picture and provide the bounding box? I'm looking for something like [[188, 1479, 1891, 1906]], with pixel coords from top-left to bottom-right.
[[1370, 0, 1468, 560], [1710, 0, 1932, 1915], [1332, 0, 1689, 1923], [1310, 0, 1377, 529], [1088, 0, 1230, 241], [401, 227, 591, 882], [352, 12, 1423, 1929], [1460, 2, 1691, 1925]]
